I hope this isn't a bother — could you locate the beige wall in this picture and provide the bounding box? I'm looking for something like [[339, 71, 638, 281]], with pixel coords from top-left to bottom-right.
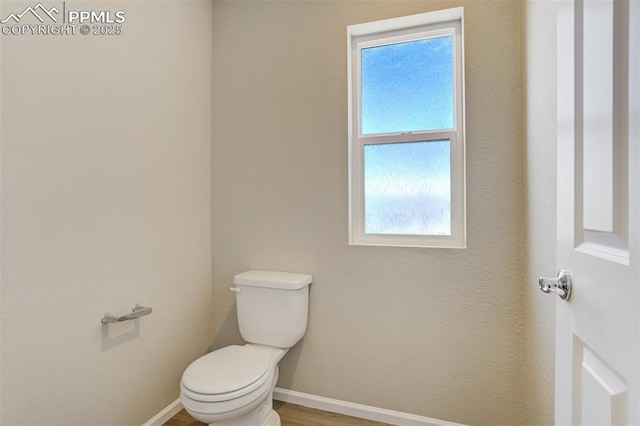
[[211, 1, 524, 424], [522, 1, 557, 425], [0, 2, 212, 424]]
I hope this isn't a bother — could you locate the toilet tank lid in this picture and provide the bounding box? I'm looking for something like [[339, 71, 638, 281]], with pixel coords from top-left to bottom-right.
[[233, 270, 312, 290]]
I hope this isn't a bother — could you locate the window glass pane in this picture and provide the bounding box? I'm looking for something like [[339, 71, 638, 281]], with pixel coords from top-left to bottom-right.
[[361, 35, 453, 134], [364, 140, 451, 235]]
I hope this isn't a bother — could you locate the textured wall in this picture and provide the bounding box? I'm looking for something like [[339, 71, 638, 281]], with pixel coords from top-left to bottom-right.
[[211, 1, 523, 425], [522, 1, 557, 425], [0, 2, 212, 424]]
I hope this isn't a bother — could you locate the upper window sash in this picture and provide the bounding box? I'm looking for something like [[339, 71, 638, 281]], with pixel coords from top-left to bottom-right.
[[356, 27, 458, 139]]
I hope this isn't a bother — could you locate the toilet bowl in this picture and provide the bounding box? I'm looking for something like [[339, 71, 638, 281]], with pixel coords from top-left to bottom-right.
[[180, 270, 312, 426], [181, 344, 286, 425]]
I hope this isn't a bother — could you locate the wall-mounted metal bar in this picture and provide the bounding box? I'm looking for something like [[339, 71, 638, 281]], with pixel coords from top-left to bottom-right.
[[101, 304, 152, 324]]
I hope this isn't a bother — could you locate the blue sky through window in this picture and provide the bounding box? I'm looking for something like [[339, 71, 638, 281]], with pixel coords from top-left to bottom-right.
[[361, 35, 454, 134], [360, 34, 454, 236]]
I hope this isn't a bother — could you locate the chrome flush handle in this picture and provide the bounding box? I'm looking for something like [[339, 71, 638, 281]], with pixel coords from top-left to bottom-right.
[[538, 270, 572, 300]]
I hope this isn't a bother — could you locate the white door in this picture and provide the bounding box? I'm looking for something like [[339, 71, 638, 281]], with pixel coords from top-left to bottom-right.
[[552, 0, 640, 424]]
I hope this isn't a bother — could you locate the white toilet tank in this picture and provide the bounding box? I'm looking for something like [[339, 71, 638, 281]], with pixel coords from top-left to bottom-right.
[[233, 270, 312, 349]]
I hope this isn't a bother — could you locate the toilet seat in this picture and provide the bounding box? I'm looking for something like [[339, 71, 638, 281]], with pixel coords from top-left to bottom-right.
[[181, 345, 274, 403]]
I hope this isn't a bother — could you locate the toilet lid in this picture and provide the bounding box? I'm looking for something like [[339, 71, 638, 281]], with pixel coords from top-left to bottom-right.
[[181, 345, 272, 396]]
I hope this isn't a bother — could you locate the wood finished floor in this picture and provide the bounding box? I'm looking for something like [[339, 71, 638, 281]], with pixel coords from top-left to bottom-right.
[[164, 402, 391, 426]]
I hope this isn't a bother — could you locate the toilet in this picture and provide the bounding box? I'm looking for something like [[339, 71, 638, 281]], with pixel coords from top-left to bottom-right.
[[180, 270, 312, 426]]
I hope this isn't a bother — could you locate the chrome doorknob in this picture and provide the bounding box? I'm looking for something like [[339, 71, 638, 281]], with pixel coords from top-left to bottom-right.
[[539, 270, 572, 300]]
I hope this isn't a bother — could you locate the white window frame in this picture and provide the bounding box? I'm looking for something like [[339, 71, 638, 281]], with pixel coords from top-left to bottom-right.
[[347, 7, 466, 248]]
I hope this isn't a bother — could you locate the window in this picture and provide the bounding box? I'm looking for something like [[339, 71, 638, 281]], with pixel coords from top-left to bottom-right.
[[347, 8, 466, 248]]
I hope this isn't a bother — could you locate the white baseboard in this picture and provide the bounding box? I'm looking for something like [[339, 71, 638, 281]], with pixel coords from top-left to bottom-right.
[[142, 398, 183, 426], [143, 389, 466, 426], [273, 387, 466, 426]]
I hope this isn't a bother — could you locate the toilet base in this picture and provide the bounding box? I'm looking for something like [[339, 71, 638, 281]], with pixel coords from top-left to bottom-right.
[[207, 395, 280, 426]]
